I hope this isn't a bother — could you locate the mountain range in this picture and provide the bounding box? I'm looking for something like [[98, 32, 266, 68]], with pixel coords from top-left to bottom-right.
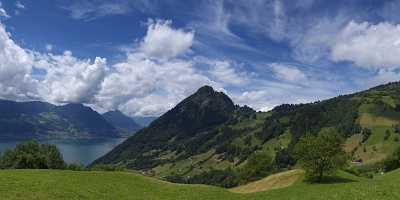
[[0, 100, 152, 139], [102, 110, 142, 136], [94, 82, 400, 185]]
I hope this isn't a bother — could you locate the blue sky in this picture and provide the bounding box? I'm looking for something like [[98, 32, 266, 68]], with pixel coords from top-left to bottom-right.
[[0, 0, 400, 117]]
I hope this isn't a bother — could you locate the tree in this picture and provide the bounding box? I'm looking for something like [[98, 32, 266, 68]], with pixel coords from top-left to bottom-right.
[[294, 128, 347, 182], [0, 140, 66, 169]]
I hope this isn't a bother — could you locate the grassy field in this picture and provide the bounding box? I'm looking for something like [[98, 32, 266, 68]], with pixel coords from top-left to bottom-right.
[[1, 169, 400, 200]]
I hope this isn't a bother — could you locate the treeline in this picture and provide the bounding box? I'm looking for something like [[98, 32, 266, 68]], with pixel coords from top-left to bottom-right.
[[0, 140, 125, 172], [165, 150, 293, 188]]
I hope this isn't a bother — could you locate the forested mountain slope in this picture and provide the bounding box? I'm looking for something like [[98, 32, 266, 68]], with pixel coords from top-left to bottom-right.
[[94, 82, 400, 185]]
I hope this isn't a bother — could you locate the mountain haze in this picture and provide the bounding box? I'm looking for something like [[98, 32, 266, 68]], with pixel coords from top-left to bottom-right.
[[103, 110, 142, 135]]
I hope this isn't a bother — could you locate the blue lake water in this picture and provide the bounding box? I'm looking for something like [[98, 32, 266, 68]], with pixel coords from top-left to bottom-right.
[[0, 138, 126, 166]]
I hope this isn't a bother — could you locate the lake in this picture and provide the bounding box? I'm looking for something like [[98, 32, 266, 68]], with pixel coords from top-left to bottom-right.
[[0, 138, 126, 166]]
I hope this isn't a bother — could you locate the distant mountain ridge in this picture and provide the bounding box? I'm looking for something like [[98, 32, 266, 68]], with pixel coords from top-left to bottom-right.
[[0, 100, 121, 139], [132, 116, 157, 127], [103, 110, 142, 135]]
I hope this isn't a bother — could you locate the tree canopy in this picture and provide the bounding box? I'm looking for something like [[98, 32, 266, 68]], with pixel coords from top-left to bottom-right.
[[0, 140, 66, 169], [294, 128, 347, 182]]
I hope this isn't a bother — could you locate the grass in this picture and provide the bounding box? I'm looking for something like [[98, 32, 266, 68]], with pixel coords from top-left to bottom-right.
[[229, 169, 303, 193], [1, 169, 400, 199]]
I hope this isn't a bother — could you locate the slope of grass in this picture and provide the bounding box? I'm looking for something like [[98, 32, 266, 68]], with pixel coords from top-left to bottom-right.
[[2, 169, 400, 200], [230, 169, 303, 193]]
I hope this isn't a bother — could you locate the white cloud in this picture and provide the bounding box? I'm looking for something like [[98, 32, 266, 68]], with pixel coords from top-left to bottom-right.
[[62, 0, 158, 20], [361, 69, 400, 87], [16, 1, 25, 9], [0, 2, 9, 18], [35, 51, 107, 103], [331, 21, 400, 69], [95, 52, 218, 116], [207, 60, 247, 86], [45, 44, 53, 51], [140, 20, 194, 59], [270, 63, 306, 82], [63, 1, 131, 20], [0, 22, 38, 100]]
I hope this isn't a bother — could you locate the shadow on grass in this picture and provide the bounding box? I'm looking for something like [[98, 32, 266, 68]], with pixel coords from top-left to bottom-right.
[[305, 176, 357, 184]]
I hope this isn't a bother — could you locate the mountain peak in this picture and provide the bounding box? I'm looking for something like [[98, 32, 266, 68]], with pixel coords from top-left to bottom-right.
[[147, 85, 235, 137], [196, 85, 215, 94]]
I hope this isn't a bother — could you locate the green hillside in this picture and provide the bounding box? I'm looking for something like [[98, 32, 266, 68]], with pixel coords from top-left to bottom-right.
[[94, 82, 400, 186], [0, 169, 400, 200]]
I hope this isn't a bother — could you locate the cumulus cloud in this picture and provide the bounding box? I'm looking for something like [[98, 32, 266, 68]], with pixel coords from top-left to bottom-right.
[[0, 22, 38, 100], [95, 52, 218, 116], [35, 51, 107, 103], [331, 21, 400, 69], [140, 20, 194, 59], [270, 63, 306, 82]]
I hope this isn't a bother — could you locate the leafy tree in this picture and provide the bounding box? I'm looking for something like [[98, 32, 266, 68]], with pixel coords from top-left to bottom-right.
[[294, 128, 347, 182], [41, 144, 66, 169], [0, 140, 66, 169]]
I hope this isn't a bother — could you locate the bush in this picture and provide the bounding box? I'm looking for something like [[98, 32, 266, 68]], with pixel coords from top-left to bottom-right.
[[238, 151, 274, 184], [67, 163, 86, 171], [187, 169, 239, 188], [0, 140, 66, 169], [90, 164, 126, 171]]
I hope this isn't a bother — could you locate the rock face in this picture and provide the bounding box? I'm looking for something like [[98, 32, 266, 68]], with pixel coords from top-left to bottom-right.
[[0, 100, 121, 139], [103, 110, 142, 135]]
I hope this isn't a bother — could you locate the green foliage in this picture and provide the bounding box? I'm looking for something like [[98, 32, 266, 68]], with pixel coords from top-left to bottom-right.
[[186, 168, 239, 188], [361, 128, 372, 142], [384, 130, 391, 140], [67, 163, 86, 171], [294, 128, 347, 182], [90, 164, 126, 171], [238, 152, 274, 183], [0, 140, 66, 169], [383, 146, 400, 172], [275, 148, 295, 169]]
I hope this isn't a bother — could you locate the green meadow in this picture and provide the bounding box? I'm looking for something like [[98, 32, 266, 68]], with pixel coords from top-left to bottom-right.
[[1, 169, 399, 200]]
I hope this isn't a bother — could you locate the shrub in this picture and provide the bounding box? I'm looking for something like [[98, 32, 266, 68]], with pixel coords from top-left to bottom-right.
[[90, 164, 126, 171], [67, 163, 86, 171], [238, 151, 274, 184]]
